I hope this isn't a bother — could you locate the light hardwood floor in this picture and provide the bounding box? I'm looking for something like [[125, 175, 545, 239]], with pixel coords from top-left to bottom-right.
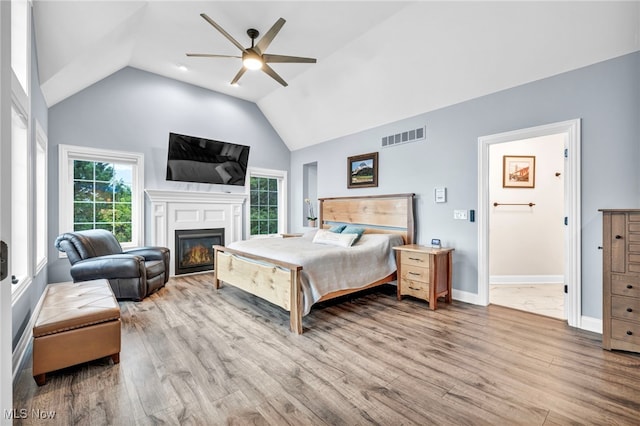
[[12, 274, 640, 425]]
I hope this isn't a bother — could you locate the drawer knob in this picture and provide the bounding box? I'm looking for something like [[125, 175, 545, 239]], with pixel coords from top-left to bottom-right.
[[408, 257, 422, 262], [628, 308, 634, 313], [627, 330, 633, 336], [615, 235, 623, 239], [408, 272, 421, 276], [627, 285, 634, 289], [408, 286, 421, 291]]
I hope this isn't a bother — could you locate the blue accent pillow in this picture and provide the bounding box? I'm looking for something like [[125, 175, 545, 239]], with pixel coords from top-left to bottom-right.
[[329, 224, 346, 233], [341, 226, 365, 244]]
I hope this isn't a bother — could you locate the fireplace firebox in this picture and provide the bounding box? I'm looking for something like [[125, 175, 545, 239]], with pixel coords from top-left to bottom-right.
[[174, 228, 224, 275]]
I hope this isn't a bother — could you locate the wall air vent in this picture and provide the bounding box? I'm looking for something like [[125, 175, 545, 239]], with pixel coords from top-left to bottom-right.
[[381, 126, 426, 148]]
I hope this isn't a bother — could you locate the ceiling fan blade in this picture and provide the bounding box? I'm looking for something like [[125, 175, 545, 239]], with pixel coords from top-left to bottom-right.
[[200, 13, 247, 53], [254, 18, 286, 55], [186, 53, 241, 59], [261, 63, 288, 87], [230, 67, 248, 85], [263, 54, 317, 64]]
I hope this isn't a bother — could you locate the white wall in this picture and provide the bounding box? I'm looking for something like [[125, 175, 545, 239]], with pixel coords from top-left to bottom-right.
[[489, 134, 564, 277]]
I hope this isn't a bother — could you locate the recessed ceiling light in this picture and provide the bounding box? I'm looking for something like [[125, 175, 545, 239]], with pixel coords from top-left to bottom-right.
[[178, 64, 188, 72], [230, 83, 240, 88]]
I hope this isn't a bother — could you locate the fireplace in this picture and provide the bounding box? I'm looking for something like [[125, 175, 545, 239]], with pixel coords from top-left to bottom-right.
[[174, 228, 224, 275]]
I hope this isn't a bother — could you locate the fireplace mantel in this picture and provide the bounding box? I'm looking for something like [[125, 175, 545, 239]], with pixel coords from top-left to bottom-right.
[[145, 189, 247, 276], [144, 189, 247, 205]]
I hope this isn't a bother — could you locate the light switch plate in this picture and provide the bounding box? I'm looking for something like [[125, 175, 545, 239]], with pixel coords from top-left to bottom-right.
[[454, 209, 467, 220], [435, 187, 446, 203]]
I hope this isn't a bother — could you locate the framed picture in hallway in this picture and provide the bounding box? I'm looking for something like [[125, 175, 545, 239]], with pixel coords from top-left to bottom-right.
[[347, 152, 378, 188], [503, 155, 535, 188]]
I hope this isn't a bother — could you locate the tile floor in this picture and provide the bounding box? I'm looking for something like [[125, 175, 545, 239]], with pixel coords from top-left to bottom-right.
[[489, 283, 565, 320]]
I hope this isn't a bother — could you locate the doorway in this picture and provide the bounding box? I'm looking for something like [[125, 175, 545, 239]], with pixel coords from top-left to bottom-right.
[[478, 119, 582, 328], [488, 134, 565, 319]]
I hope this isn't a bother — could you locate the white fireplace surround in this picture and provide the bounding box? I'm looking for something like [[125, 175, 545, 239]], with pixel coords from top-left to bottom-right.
[[145, 189, 247, 276]]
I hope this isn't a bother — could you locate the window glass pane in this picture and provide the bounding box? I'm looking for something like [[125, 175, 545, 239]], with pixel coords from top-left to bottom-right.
[[95, 162, 115, 181], [11, 106, 28, 287], [95, 223, 113, 232], [94, 182, 112, 201], [73, 202, 94, 223], [114, 223, 132, 242], [36, 136, 47, 267], [74, 160, 94, 180], [11, 0, 29, 95], [74, 181, 93, 201], [95, 202, 114, 223]]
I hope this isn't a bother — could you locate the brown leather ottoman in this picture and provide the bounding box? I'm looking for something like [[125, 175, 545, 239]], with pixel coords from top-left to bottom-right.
[[32, 279, 121, 385]]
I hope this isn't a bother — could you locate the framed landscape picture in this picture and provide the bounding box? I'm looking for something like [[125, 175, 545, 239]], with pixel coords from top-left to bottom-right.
[[348, 152, 378, 188], [503, 155, 535, 188]]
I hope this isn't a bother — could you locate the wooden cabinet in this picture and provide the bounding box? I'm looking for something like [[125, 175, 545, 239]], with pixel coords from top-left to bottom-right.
[[601, 209, 640, 353], [392, 245, 454, 310]]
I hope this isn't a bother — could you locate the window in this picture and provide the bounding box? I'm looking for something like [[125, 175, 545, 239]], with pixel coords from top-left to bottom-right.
[[35, 121, 47, 272], [246, 168, 287, 237], [10, 0, 31, 301], [59, 145, 144, 248], [11, 0, 29, 96], [11, 104, 30, 294]]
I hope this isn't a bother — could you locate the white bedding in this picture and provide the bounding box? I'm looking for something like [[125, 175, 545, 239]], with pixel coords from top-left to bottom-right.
[[226, 230, 404, 315]]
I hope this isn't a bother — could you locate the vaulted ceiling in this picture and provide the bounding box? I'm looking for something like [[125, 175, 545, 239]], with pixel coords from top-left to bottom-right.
[[33, 1, 640, 151]]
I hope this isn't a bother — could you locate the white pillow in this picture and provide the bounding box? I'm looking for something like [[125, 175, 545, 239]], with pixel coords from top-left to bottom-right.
[[312, 229, 358, 247]]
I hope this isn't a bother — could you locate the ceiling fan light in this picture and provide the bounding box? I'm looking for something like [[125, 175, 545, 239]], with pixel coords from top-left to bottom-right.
[[243, 52, 263, 70]]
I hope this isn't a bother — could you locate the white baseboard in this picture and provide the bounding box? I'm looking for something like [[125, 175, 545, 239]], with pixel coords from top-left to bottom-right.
[[580, 316, 602, 334], [12, 285, 48, 383], [490, 275, 564, 285], [452, 289, 485, 306]]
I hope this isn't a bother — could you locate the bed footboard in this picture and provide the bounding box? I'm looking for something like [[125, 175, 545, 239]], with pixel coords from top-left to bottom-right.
[[213, 245, 304, 334]]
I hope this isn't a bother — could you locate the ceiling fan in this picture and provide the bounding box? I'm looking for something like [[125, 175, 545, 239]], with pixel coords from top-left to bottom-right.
[[187, 13, 317, 87]]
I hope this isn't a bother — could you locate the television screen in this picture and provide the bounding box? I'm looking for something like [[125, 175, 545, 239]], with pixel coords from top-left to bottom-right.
[[166, 132, 250, 186]]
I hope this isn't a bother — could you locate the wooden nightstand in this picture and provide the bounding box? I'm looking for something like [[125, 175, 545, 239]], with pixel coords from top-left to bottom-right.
[[392, 244, 454, 310]]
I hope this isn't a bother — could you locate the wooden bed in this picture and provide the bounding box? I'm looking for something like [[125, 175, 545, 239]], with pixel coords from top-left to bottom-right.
[[213, 193, 415, 334]]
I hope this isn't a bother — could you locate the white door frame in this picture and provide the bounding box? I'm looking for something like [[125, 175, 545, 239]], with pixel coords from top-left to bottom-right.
[[478, 119, 582, 328], [0, 0, 13, 421]]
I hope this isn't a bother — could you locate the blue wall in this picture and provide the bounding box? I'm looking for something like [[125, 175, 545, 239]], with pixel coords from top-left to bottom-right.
[[47, 67, 291, 284], [289, 52, 640, 319]]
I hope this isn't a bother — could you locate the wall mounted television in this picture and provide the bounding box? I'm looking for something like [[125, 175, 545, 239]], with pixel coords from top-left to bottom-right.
[[166, 132, 250, 186]]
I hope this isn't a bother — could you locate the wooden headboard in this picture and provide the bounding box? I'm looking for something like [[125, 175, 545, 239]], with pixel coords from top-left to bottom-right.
[[318, 193, 415, 244]]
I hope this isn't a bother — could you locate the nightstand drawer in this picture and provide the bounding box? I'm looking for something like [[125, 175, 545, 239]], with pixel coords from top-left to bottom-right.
[[399, 279, 429, 300], [400, 265, 429, 283], [611, 319, 640, 346], [611, 296, 640, 322], [611, 277, 640, 298], [401, 251, 429, 267]]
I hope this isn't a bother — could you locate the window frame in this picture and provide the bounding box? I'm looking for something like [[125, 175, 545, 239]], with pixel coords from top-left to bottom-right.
[[34, 120, 47, 273], [10, 101, 32, 299], [58, 144, 145, 252], [9, 0, 32, 303], [245, 167, 288, 239]]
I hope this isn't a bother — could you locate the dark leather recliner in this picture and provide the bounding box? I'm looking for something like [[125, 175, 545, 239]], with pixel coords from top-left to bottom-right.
[[55, 229, 170, 301]]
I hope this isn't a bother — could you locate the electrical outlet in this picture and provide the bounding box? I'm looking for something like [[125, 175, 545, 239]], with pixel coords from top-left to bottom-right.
[[453, 209, 467, 220]]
